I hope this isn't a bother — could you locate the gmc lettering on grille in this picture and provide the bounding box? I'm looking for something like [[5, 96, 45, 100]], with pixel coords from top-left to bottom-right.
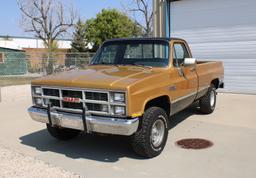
[[62, 97, 81, 103]]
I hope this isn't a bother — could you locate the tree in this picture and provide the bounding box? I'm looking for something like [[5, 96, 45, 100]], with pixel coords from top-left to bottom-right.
[[43, 41, 59, 74], [85, 9, 142, 51], [17, 0, 76, 48], [124, 0, 153, 37], [68, 19, 89, 68], [17, 0, 76, 74], [71, 18, 87, 52]]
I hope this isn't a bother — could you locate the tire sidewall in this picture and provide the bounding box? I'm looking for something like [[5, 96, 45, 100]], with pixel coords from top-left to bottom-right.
[[199, 85, 217, 114], [210, 87, 217, 111], [144, 108, 169, 156], [149, 114, 168, 152]]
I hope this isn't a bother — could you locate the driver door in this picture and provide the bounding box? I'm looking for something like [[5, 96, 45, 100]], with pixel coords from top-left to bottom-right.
[[170, 41, 198, 115]]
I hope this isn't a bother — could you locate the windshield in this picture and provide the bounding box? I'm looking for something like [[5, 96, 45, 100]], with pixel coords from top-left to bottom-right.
[[91, 40, 169, 67]]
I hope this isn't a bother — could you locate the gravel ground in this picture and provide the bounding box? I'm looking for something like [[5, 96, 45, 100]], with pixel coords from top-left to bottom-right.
[[0, 144, 82, 178], [0, 85, 83, 178]]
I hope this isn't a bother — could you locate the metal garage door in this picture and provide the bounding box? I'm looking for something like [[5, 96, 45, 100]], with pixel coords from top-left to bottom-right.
[[170, 0, 256, 94]]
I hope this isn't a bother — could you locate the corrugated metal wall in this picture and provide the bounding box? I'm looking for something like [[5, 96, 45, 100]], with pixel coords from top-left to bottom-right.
[[170, 0, 256, 94]]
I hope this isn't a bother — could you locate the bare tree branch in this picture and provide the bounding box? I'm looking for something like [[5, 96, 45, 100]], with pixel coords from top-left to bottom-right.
[[17, 0, 77, 74], [17, 0, 77, 48], [123, 0, 153, 36]]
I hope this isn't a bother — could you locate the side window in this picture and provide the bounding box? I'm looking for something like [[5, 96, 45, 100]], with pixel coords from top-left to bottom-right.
[[173, 43, 189, 67], [0, 53, 4, 64]]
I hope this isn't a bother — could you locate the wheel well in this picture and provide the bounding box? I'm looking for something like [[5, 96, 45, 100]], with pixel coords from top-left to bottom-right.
[[211, 79, 219, 89], [145, 96, 170, 116]]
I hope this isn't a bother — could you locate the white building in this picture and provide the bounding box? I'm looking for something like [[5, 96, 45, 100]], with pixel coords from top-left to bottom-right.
[[0, 35, 71, 50], [154, 0, 256, 94]]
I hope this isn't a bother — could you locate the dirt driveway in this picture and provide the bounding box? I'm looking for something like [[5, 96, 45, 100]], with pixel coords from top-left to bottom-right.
[[0, 85, 256, 178]]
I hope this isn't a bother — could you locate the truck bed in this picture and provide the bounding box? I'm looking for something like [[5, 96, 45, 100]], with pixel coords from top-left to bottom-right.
[[196, 60, 224, 90]]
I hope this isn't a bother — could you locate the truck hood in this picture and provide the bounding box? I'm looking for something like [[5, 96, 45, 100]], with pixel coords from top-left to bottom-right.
[[32, 65, 163, 90]]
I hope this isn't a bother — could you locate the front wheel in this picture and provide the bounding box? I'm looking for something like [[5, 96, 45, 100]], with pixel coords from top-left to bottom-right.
[[46, 124, 81, 140], [199, 85, 217, 114], [131, 107, 169, 158]]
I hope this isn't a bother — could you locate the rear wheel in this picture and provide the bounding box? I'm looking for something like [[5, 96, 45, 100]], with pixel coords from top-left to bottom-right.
[[199, 85, 217, 114], [46, 124, 81, 140], [131, 107, 169, 158]]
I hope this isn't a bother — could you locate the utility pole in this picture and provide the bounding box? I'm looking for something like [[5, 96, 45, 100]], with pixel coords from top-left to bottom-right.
[[153, 0, 171, 38]]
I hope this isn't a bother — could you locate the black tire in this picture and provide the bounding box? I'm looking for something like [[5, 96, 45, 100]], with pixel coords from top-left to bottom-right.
[[46, 124, 81, 140], [199, 85, 217, 114], [131, 107, 169, 158]]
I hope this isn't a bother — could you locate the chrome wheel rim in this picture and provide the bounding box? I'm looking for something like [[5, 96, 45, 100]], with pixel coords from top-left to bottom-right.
[[210, 90, 215, 107], [151, 117, 165, 148]]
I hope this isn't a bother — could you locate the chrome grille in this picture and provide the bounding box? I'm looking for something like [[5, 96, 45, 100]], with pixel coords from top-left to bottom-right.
[[87, 103, 108, 112], [43, 88, 59, 97], [45, 99, 60, 107], [62, 90, 82, 99], [33, 87, 126, 116], [63, 102, 83, 110], [85, 92, 108, 101]]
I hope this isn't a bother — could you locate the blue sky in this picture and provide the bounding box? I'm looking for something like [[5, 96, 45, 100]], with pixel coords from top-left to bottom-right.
[[0, 0, 124, 37]]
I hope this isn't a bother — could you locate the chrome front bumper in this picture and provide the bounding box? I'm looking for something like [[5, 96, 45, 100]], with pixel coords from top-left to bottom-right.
[[28, 107, 139, 136]]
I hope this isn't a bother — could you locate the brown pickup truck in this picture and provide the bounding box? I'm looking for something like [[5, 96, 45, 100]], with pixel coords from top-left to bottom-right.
[[28, 38, 224, 158]]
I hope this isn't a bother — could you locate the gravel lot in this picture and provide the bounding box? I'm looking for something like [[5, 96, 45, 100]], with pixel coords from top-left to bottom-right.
[[0, 144, 82, 178]]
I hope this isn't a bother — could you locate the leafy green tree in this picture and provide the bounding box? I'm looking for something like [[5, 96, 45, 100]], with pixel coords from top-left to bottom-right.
[[85, 9, 142, 51]]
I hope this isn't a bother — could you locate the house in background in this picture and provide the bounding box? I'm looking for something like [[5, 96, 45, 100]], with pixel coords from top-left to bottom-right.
[[0, 35, 71, 50], [0, 47, 27, 75]]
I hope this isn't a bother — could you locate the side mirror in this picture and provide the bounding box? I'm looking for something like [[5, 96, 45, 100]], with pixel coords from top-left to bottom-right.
[[184, 58, 196, 66]]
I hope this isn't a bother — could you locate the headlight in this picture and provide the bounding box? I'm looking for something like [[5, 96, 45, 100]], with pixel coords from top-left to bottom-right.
[[110, 92, 126, 116], [112, 93, 125, 103], [34, 98, 43, 106], [113, 106, 126, 115], [33, 87, 42, 95]]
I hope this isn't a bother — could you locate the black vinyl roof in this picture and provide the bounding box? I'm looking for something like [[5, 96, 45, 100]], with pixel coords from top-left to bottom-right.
[[104, 37, 184, 43]]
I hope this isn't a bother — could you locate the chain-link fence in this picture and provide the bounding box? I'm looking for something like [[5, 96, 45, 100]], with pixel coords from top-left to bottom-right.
[[0, 51, 95, 87]]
